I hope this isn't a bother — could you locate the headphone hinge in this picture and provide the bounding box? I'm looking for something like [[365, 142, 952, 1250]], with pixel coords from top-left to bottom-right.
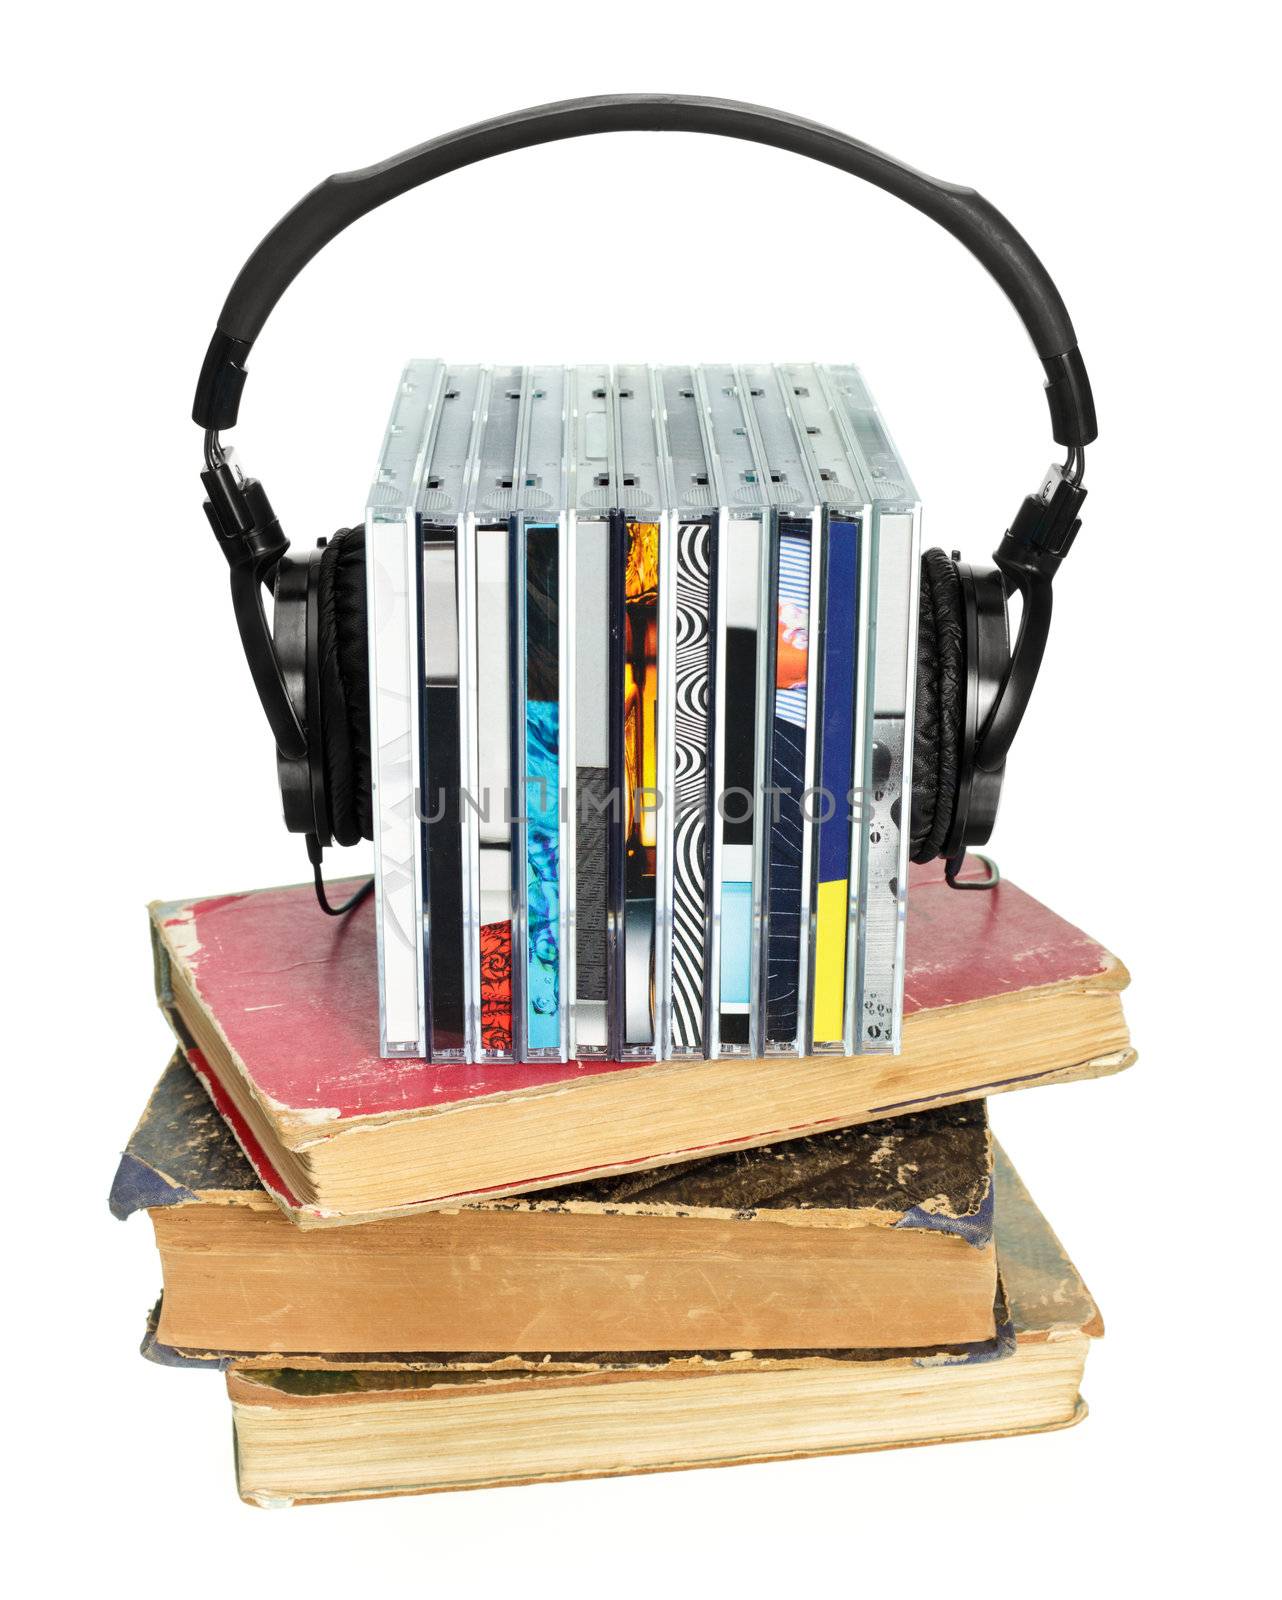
[[994, 464, 1085, 584], [201, 456, 289, 578]]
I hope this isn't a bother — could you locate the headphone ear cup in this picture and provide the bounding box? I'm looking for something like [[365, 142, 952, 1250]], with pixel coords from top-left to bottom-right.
[[911, 547, 966, 863], [315, 526, 372, 846]]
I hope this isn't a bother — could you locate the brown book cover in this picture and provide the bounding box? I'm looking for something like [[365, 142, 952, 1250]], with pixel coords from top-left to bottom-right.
[[115, 1054, 998, 1355], [225, 1145, 1099, 1506], [149, 860, 1132, 1224]]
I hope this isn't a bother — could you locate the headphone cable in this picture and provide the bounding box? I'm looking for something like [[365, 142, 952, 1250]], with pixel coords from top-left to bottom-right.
[[306, 833, 375, 918]]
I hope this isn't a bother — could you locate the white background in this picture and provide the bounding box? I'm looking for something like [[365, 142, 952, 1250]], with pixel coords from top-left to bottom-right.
[[5, 1, 1276, 1591]]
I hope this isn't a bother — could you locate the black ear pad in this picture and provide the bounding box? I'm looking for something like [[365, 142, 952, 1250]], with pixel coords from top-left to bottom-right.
[[315, 526, 373, 846], [910, 547, 967, 863]]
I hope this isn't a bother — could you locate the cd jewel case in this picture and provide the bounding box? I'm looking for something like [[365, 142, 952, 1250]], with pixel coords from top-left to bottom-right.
[[366, 364, 920, 1064]]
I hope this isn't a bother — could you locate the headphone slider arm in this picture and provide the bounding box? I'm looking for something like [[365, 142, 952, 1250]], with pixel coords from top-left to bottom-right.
[[201, 460, 289, 579]]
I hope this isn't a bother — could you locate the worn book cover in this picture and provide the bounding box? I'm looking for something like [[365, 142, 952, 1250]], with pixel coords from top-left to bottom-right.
[[225, 1145, 1101, 1505], [114, 1054, 998, 1355], [149, 858, 1132, 1223]]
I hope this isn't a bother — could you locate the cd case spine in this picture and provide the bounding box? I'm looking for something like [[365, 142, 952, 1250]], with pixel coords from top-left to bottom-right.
[[366, 361, 446, 1058], [824, 365, 921, 1052]]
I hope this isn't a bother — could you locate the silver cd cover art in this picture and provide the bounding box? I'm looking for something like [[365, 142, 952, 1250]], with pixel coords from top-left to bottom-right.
[[366, 363, 920, 1065]]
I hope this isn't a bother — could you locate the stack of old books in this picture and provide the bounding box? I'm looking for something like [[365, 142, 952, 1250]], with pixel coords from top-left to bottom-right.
[[113, 860, 1131, 1507]]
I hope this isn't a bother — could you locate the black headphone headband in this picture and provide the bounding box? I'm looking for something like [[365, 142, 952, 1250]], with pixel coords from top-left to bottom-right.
[[199, 98, 1096, 869], [193, 93, 1095, 449]]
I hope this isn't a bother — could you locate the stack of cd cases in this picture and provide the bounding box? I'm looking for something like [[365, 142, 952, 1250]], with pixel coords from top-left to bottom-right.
[[365, 364, 921, 1065]]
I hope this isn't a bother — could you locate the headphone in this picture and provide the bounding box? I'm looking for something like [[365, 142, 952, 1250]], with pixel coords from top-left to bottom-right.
[[195, 95, 1095, 904]]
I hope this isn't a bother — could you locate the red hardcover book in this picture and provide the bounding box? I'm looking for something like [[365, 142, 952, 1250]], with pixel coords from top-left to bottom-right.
[[149, 860, 1132, 1225]]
